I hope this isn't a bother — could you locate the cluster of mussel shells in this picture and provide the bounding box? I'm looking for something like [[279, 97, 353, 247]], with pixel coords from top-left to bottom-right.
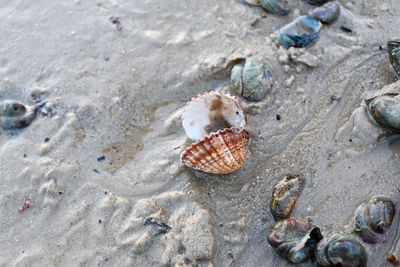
[[267, 174, 396, 266]]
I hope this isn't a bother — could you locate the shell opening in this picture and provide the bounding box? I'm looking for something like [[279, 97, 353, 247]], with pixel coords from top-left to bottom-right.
[[182, 91, 247, 141]]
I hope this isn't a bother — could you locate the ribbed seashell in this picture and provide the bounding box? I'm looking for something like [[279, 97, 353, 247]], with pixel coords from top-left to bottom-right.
[[180, 91, 249, 174]]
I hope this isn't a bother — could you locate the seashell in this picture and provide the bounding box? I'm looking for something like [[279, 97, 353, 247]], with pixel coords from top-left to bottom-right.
[[303, 0, 331, 5], [387, 39, 400, 79], [354, 196, 395, 244], [267, 218, 323, 264], [0, 100, 37, 130], [240, 0, 261, 7], [308, 1, 340, 24], [270, 174, 305, 221], [231, 58, 273, 102], [278, 16, 322, 48], [316, 234, 368, 267], [259, 0, 290, 15], [365, 80, 400, 132], [180, 91, 249, 174]]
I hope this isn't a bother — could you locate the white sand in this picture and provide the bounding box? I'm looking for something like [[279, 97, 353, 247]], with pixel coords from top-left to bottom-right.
[[0, 0, 400, 266]]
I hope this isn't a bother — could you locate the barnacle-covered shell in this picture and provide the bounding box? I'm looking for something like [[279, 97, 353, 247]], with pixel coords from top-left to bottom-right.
[[260, 0, 289, 15], [267, 218, 323, 263], [231, 58, 273, 101], [0, 100, 37, 129], [316, 234, 368, 267], [388, 39, 400, 78], [270, 174, 305, 221], [278, 16, 322, 48], [354, 196, 395, 244], [308, 1, 340, 24], [181, 91, 249, 174], [365, 80, 400, 132]]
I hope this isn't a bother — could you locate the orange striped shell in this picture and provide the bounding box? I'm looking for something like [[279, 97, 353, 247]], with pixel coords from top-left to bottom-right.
[[180, 91, 249, 174]]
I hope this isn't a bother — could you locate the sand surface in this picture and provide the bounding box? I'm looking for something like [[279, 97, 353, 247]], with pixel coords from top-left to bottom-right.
[[1, 0, 400, 266]]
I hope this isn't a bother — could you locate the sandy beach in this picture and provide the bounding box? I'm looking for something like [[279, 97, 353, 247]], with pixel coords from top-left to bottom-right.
[[1, 0, 400, 266]]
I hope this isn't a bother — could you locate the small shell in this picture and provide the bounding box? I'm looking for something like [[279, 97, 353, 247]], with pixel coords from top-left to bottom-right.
[[267, 218, 323, 264], [354, 196, 395, 244], [308, 1, 340, 24], [388, 39, 400, 79], [303, 0, 331, 5], [231, 58, 273, 101], [181, 127, 249, 174], [278, 16, 322, 48], [316, 234, 368, 267], [365, 81, 400, 132], [181, 91, 249, 174], [241, 0, 261, 7], [270, 174, 305, 221], [0, 100, 37, 129], [260, 0, 290, 15]]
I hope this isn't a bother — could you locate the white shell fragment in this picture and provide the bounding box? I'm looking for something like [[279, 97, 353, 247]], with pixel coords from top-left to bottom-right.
[[182, 91, 247, 141]]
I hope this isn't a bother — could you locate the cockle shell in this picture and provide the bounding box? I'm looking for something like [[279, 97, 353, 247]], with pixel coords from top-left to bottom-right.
[[180, 91, 249, 174]]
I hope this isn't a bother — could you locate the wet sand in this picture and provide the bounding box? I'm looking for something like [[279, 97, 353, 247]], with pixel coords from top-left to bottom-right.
[[0, 0, 400, 266]]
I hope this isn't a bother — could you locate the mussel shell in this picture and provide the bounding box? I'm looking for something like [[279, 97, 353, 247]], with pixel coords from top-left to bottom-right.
[[316, 235, 368, 267], [0, 100, 36, 129], [354, 196, 395, 244], [231, 58, 273, 102], [241, 0, 261, 7], [388, 39, 400, 78], [308, 1, 340, 24], [260, 0, 289, 15], [267, 218, 323, 263], [366, 81, 400, 132], [278, 16, 322, 48], [270, 174, 305, 221]]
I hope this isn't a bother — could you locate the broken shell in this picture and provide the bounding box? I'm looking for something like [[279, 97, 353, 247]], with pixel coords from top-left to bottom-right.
[[270, 174, 305, 221], [308, 1, 340, 24], [181, 91, 249, 174], [316, 234, 368, 267], [388, 39, 400, 79], [0, 100, 37, 129], [354, 196, 395, 244], [365, 81, 400, 132], [260, 0, 290, 15], [267, 218, 323, 264], [303, 0, 331, 5], [278, 16, 322, 48], [231, 58, 273, 101]]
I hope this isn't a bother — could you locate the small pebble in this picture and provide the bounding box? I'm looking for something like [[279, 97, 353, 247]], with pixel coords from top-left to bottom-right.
[[104, 56, 110, 61], [340, 26, 352, 33], [99, 219, 102, 224], [93, 169, 100, 174], [276, 114, 281, 121], [44, 137, 50, 142], [97, 156, 106, 162], [284, 75, 296, 87]]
